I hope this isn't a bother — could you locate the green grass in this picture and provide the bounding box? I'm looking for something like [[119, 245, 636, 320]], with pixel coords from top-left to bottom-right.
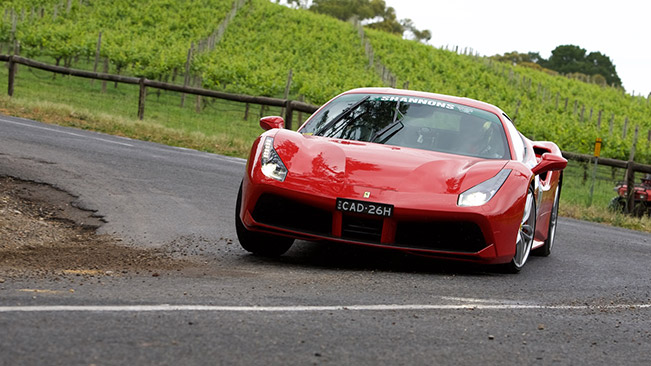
[[0, 58, 312, 156], [559, 160, 650, 232], [561, 160, 622, 207]]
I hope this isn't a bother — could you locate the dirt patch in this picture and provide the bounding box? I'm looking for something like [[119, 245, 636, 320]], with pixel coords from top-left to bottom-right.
[[0, 176, 186, 279]]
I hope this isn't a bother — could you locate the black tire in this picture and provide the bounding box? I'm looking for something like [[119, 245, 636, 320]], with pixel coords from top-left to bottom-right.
[[533, 183, 561, 257], [235, 183, 294, 257], [608, 196, 625, 213], [503, 186, 537, 273], [633, 202, 648, 218]]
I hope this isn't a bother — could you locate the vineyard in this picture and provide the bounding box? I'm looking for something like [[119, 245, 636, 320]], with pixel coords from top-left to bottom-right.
[[1, 0, 650, 163]]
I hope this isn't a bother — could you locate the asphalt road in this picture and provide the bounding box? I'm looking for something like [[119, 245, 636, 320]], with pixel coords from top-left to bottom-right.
[[1, 114, 650, 365]]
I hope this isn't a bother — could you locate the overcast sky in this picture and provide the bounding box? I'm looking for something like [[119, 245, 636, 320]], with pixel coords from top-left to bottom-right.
[[383, 0, 650, 97]]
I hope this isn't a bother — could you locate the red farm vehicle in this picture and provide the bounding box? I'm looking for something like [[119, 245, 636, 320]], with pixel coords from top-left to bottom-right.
[[609, 174, 651, 217]]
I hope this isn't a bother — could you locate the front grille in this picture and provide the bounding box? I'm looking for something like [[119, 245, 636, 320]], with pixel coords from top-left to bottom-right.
[[341, 215, 383, 243], [394, 221, 487, 253], [252, 194, 332, 236]]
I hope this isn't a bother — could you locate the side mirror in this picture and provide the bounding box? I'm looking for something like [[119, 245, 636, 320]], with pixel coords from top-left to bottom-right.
[[531, 153, 567, 176], [260, 116, 285, 131]]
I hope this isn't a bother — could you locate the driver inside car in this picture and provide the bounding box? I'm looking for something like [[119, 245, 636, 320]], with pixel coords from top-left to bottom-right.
[[455, 115, 506, 159]]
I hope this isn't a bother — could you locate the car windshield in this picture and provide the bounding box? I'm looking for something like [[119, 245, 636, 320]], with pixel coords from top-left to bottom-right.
[[300, 93, 511, 160]]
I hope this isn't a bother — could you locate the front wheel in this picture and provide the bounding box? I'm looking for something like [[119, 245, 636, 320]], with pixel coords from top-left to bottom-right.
[[235, 183, 294, 257], [504, 186, 537, 273]]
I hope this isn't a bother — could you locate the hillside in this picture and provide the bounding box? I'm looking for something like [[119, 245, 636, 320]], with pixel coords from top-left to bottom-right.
[[1, 0, 650, 162]]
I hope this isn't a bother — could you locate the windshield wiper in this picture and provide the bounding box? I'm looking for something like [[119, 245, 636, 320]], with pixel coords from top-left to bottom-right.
[[370, 101, 404, 143], [370, 120, 404, 143], [314, 95, 370, 137]]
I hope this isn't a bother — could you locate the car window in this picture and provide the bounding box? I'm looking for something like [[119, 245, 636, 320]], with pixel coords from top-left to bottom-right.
[[502, 115, 525, 162], [300, 94, 511, 160]]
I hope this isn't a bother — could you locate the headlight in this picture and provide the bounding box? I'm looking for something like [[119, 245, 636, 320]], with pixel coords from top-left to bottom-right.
[[458, 169, 511, 207], [260, 137, 288, 182]]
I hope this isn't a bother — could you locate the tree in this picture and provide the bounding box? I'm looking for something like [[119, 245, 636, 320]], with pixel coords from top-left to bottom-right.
[[365, 5, 403, 35], [401, 18, 431, 43], [544, 45, 621, 87], [543, 45, 588, 74], [494, 45, 622, 88], [492, 51, 542, 65], [284, 0, 311, 9], [585, 51, 621, 87], [309, 0, 385, 21], [306, 0, 430, 39]]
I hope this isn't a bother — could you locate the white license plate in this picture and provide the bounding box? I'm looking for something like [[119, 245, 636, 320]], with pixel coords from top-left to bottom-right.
[[336, 198, 393, 217]]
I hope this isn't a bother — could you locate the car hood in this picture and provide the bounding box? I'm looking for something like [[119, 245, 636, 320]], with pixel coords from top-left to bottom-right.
[[272, 130, 509, 195]]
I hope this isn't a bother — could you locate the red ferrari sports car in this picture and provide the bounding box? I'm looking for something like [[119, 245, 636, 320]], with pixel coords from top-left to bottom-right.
[[236, 88, 567, 272]]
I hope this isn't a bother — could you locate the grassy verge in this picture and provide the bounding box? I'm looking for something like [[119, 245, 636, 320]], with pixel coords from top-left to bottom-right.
[[558, 160, 651, 232], [560, 204, 650, 232], [1, 62, 649, 233], [1, 61, 310, 157]]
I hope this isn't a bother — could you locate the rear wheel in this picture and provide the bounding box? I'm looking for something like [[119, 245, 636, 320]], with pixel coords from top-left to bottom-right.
[[504, 186, 537, 273], [235, 183, 294, 257], [533, 184, 560, 257], [633, 202, 648, 217], [608, 196, 625, 213]]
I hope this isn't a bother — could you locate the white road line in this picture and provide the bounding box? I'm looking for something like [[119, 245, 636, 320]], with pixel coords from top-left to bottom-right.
[[0, 118, 134, 147], [0, 303, 649, 313], [440, 296, 510, 304]]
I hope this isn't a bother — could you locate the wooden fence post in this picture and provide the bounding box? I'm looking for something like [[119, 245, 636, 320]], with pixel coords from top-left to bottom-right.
[[284, 100, 294, 130], [625, 126, 639, 214], [138, 77, 146, 120], [597, 110, 602, 129], [7, 55, 16, 96], [622, 117, 628, 139], [12, 40, 20, 76]]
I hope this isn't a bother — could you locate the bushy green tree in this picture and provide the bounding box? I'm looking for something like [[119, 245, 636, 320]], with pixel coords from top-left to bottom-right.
[[543, 45, 621, 87], [494, 45, 622, 88], [365, 5, 402, 35], [400, 18, 431, 43], [585, 51, 621, 87]]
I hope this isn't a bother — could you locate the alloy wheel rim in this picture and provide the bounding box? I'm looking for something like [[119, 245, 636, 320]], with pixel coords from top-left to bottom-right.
[[514, 191, 535, 268]]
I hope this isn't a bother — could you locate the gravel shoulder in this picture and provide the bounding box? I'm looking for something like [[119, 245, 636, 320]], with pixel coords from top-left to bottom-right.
[[0, 176, 186, 280]]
